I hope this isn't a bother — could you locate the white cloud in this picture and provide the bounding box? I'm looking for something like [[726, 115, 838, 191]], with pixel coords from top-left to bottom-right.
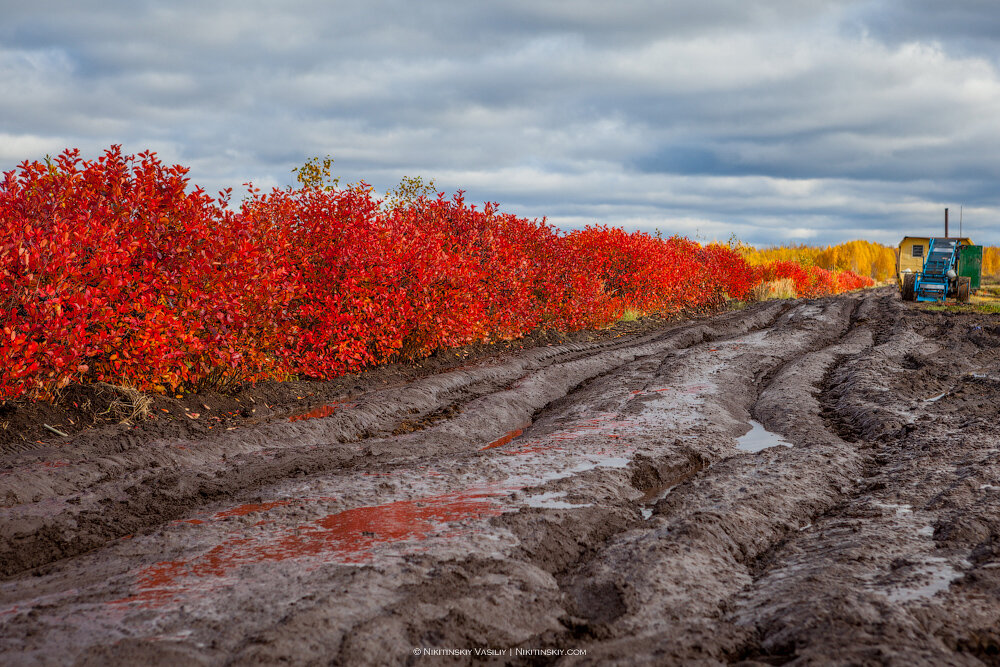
[[3, 1, 1000, 244], [0, 133, 71, 164]]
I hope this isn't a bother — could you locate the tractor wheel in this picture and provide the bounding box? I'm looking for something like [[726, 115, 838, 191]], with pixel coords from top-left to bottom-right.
[[902, 274, 916, 302], [958, 276, 971, 303]]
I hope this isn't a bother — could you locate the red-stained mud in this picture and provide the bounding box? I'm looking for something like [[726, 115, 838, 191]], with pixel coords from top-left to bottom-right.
[[288, 401, 354, 423], [117, 489, 510, 608], [3, 289, 1000, 666], [480, 428, 525, 451], [212, 500, 293, 519]]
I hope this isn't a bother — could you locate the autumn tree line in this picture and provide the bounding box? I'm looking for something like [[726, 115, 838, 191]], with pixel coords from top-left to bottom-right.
[[744, 240, 1000, 282]]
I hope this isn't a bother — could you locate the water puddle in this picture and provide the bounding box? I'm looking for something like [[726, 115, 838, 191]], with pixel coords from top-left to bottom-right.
[[0, 587, 84, 620], [499, 452, 636, 490], [501, 442, 567, 456], [639, 485, 682, 520], [736, 420, 793, 453], [522, 492, 592, 510], [924, 391, 949, 403], [115, 443, 639, 608], [147, 629, 195, 643], [636, 469, 701, 520], [885, 558, 966, 603], [569, 456, 630, 471], [638, 480, 679, 505], [482, 415, 636, 456], [166, 497, 343, 527], [115, 403, 648, 611]]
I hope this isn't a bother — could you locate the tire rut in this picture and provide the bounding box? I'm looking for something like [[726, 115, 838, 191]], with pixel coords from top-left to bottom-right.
[[523, 293, 877, 663], [725, 295, 1000, 665]]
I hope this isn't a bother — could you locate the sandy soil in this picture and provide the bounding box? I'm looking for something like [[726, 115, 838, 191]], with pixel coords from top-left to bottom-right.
[[1, 288, 998, 666]]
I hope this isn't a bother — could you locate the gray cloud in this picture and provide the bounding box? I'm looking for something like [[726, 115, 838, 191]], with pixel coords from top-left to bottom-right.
[[2, 1, 1000, 245]]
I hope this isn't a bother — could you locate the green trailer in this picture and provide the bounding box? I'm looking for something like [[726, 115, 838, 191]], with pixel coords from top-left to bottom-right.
[[958, 244, 983, 292]]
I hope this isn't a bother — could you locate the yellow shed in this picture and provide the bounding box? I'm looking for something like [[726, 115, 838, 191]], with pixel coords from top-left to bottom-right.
[[897, 236, 973, 284]]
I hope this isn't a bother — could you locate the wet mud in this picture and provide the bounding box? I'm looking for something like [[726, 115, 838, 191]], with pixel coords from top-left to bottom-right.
[[2, 288, 1000, 665]]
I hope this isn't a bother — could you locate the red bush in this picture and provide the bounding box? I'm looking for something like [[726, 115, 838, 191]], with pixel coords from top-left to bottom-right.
[[760, 260, 873, 297], [0, 147, 874, 401], [1, 147, 237, 399]]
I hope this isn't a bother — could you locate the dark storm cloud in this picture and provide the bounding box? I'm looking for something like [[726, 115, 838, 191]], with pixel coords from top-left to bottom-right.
[[3, 1, 1000, 245], [856, 0, 1000, 50]]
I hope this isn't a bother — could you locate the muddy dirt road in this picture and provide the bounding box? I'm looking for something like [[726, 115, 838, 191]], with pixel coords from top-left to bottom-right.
[[2, 288, 999, 665]]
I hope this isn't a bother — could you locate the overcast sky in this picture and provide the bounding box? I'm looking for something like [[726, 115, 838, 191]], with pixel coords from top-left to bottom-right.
[[3, 1, 1000, 246]]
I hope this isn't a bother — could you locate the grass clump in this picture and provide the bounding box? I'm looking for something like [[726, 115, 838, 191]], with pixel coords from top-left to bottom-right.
[[95, 383, 153, 424], [927, 303, 1000, 314], [750, 278, 797, 302], [618, 309, 641, 323]]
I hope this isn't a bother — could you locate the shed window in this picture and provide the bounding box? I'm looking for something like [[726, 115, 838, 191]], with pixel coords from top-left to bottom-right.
[[912, 245, 924, 258]]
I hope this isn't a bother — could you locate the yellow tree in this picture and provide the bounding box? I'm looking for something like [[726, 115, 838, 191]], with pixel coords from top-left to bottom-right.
[[815, 246, 839, 271], [873, 249, 896, 281], [983, 247, 1000, 277]]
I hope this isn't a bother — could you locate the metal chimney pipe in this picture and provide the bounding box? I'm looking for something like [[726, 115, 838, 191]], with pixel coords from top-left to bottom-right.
[[945, 208, 949, 237]]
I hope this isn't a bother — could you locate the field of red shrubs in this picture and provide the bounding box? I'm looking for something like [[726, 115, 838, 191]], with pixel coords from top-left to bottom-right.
[[0, 147, 872, 401]]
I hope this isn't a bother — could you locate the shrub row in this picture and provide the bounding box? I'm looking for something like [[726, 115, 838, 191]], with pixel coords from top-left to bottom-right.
[[1, 148, 873, 401], [758, 260, 873, 297]]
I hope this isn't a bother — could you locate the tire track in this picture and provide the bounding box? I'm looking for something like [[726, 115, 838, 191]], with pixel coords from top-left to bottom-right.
[[728, 296, 1000, 665], [536, 295, 873, 664]]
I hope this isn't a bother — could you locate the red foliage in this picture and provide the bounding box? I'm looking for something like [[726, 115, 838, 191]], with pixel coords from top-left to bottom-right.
[[759, 260, 873, 297], [0, 147, 874, 401], [1, 147, 238, 399]]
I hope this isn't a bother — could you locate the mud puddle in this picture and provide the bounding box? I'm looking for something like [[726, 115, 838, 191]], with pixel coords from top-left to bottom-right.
[[639, 483, 678, 519], [736, 420, 794, 452], [880, 557, 970, 603]]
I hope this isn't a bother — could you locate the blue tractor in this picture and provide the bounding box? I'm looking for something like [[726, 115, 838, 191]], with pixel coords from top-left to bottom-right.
[[900, 237, 973, 303]]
